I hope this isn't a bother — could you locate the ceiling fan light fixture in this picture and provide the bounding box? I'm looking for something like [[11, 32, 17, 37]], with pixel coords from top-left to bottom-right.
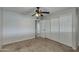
[[32, 7, 50, 19], [35, 13, 40, 17]]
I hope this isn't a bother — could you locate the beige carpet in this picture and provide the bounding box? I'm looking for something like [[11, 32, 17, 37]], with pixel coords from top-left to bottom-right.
[[0, 37, 74, 52]]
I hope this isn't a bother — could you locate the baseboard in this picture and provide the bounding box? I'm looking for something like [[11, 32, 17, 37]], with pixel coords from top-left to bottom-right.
[[2, 34, 35, 45], [78, 42, 79, 46], [78, 39, 79, 45]]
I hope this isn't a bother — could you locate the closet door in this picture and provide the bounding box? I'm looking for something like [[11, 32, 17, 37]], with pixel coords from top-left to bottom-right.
[[40, 20, 46, 38], [60, 14, 73, 47], [36, 21, 40, 37], [0, 8, 2, 48], [45, 20, 51, 38], [50, 17, 59, 41]]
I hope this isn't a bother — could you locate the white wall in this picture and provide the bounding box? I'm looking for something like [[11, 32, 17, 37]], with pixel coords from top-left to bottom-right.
[[0, 8, 2, 48], [2, 9, 35, 45], [40, 8, 78, 50]]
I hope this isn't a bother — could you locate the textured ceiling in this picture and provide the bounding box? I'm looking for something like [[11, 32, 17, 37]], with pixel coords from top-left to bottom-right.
[[3, 7, 70, 15]]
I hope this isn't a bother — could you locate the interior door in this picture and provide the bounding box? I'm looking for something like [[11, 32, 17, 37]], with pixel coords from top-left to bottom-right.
[[45, 20, 51, 38], [0, 8, 2, 48], [40, 20, 46, 38], [50, 17, 59, 41], [60, 14, 73, 47]]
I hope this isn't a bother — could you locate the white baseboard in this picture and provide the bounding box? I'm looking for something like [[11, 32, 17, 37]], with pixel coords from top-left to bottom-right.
[[2, 34, 35, 45], [3, 37, 34, 45], [78, 42, 79, 46]]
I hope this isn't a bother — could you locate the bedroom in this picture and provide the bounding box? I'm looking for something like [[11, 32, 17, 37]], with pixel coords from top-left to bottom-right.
[[0, 7, 79, 52]]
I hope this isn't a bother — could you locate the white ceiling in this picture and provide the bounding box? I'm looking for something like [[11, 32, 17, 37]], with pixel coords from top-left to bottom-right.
[[3, 7, 70, 15]]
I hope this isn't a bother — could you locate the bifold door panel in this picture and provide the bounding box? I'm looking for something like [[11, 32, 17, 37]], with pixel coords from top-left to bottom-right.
[[50, 17, 59, 42], [60, 14, 73, 47]]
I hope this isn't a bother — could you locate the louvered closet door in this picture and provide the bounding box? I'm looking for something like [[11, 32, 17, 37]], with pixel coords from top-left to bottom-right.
[[40, 20, 46, 38], [60, 14, 73, 47], [0, 8, 2, 48], [50, 17, 59, 41], [36, 21, 40, 37], [45, 20, 51, 38]]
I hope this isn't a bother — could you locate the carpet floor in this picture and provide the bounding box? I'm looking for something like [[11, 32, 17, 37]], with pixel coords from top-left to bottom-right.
[[0, 37, 75, 52]]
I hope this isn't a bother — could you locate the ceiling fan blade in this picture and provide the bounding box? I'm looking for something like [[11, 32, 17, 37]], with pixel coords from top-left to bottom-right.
[[41, 12, 50, 14], [32, 13, 36, 16], [41, 14, 43, 16]]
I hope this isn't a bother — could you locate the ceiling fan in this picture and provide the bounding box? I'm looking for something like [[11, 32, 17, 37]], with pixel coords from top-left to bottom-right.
[[32, 7, 50, 19]]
